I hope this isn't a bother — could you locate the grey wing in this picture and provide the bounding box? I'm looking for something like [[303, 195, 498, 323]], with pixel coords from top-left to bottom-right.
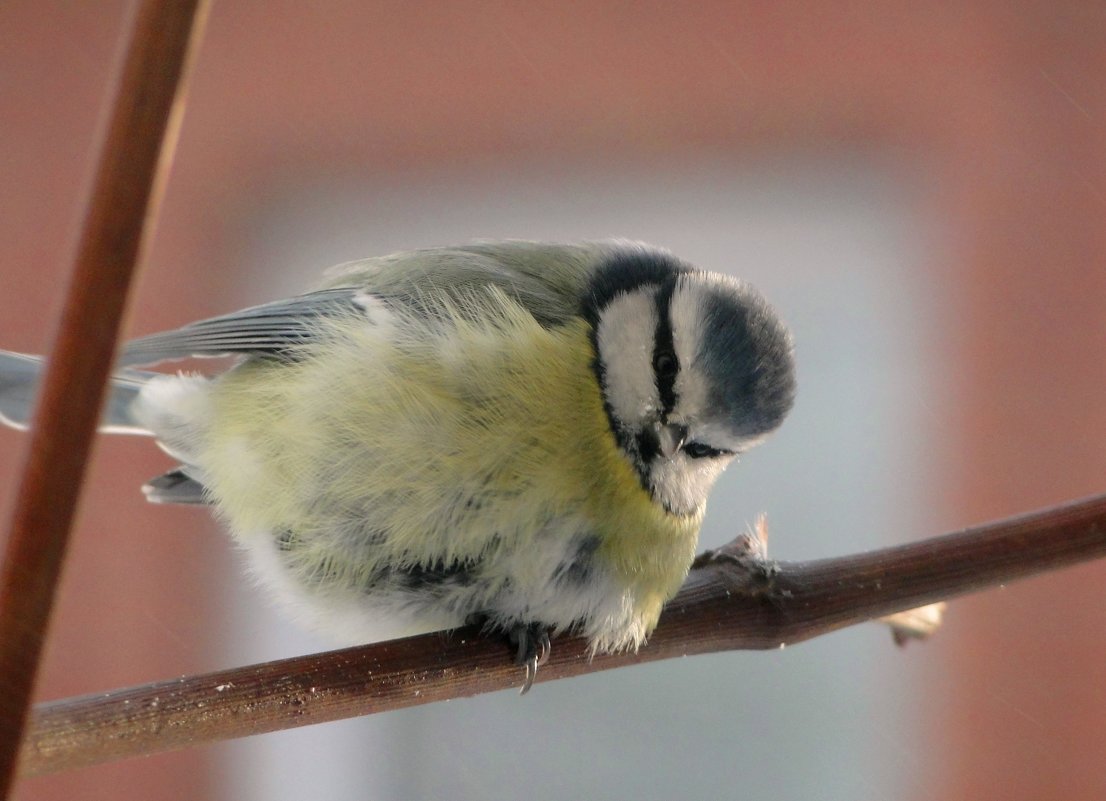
[[118, 288, 368, 367], [319, 240, 614, 328], [119, 241, 624, 367]]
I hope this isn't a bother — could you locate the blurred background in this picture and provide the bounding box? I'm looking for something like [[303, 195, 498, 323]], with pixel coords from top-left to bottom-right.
[[2, 2, 1105, 799]]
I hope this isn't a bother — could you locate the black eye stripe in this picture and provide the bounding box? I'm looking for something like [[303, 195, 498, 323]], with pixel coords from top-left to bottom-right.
[[683, 442, 733, 459], [653, 349, 677, 377], [651, 278, 679, 416]]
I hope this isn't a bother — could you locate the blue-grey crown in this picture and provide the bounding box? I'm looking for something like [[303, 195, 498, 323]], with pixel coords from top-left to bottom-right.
[[697, 280, 795, 438]]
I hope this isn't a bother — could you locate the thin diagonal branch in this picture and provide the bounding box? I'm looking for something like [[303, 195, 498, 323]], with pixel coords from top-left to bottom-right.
[[0, 2, 209, 796], [19, 491, 1106, 777]]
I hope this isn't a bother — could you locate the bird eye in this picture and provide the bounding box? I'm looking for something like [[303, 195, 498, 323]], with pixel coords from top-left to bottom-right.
[[683, 442, 729, 459], [653, 349, 677, 377]]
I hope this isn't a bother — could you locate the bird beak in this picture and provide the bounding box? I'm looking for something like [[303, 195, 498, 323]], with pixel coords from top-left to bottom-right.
[[654, 422, 688, 458]]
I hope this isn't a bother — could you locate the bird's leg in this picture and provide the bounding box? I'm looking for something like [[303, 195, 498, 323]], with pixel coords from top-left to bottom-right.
[[508, 622, 551, 695]]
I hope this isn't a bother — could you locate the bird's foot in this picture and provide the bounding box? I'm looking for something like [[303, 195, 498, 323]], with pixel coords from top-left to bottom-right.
[[509, 622, 551, 695]]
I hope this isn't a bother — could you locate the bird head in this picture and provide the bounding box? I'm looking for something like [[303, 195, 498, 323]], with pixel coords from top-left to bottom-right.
[[584, 246, 795, 516]]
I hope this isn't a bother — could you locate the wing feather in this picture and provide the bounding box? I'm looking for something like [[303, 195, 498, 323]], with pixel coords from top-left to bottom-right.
[[118, 288, 364, 366], [120, 241, 626, 367]]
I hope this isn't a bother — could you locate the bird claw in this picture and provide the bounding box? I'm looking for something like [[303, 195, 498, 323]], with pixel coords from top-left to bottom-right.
[[510, 623, 551, 695]]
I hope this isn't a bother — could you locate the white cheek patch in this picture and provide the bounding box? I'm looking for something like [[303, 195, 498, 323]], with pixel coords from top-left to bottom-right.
[[595, 290, 659, 426]]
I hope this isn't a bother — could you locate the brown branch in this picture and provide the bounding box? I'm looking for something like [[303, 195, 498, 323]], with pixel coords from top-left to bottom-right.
[[0, 2, 209, 796], [18, 491, 1106, 777]]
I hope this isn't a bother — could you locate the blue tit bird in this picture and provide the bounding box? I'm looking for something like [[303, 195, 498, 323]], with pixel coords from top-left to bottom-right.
[[0, 240, 795, 687]]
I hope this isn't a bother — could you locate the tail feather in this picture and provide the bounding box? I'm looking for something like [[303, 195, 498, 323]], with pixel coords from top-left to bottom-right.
[[0, 351, 42, 430], [0, 350, 155, 434], [143, 467, 211, 505]]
